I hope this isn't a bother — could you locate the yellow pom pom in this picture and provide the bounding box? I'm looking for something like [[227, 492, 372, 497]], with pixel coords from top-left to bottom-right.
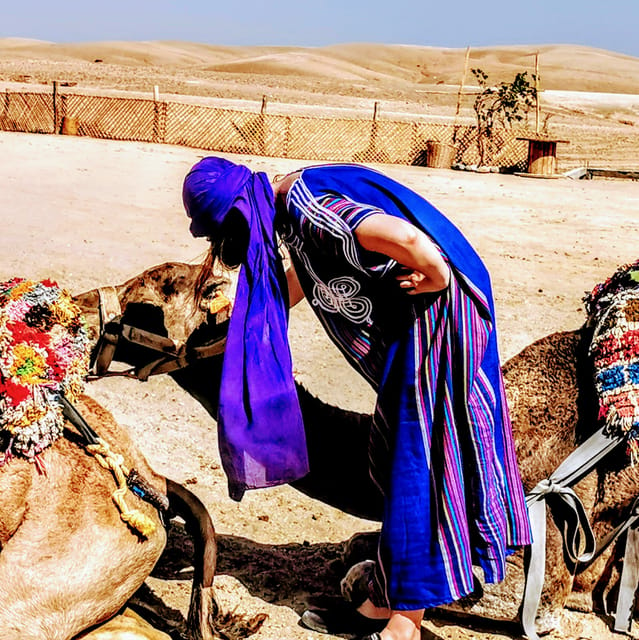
[[122, 510, 157, 538], [206, 290, 231, 315]]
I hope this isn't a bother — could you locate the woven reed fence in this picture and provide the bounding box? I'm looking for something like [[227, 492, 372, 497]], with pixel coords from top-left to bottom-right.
[[0, 88, 530, 170]]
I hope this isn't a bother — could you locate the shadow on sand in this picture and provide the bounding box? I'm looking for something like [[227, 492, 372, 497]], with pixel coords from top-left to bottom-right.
[[129, 520, 521, 640]]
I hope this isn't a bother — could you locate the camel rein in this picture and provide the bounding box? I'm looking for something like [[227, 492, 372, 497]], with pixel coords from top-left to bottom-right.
[[72, 286, 224, 534], [88, 286, 226, 381], [60, 394, 169, 537]]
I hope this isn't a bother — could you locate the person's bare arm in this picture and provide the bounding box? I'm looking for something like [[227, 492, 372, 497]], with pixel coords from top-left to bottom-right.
[[354, 214, 450, 294], [285, 261, 305, 307]]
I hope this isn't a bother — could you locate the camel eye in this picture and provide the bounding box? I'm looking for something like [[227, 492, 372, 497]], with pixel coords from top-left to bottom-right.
[[199, 282, 221, 301]]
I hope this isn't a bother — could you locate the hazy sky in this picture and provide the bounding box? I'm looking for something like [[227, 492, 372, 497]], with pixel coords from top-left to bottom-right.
[[3, 0, 638, 58]]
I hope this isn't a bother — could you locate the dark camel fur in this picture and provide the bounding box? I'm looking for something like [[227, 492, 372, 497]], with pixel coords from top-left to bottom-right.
[[72, 262, 639, 629]]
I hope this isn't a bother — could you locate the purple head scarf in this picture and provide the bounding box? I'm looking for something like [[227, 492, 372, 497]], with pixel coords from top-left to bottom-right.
[[183, 157, 308, 501]]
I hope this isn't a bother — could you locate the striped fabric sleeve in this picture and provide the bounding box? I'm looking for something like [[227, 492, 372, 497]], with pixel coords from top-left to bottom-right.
[[316, 193, 384, 230], [314, 193, 397, 277]]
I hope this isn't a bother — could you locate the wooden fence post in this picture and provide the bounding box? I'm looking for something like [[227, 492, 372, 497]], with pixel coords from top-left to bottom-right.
[[52, 81, 58, 133], [152, 87, 166, 144], [369, 101, 380, 159], [534, 52, 541, 134], [452, 47, 470, 146], [258, 95, 268, 155]]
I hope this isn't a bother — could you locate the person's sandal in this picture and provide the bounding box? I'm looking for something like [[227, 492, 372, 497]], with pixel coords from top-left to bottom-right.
[[300, 604, 387, 635]]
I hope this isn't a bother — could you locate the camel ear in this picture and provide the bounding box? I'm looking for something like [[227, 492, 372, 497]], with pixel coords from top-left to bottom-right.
[[340, 559, 376, 607], [73, 288, 99, 313]]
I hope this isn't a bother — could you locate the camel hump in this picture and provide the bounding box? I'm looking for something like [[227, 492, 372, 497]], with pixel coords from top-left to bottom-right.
[[503, 329, 583, 381]]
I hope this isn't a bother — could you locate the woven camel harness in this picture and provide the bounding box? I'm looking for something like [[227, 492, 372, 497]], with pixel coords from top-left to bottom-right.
[[521, 425, 639, 639]]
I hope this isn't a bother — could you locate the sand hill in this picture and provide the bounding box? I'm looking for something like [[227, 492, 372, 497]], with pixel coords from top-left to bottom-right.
[[1, 39, 639, 99], [1, 39, 638, 170]]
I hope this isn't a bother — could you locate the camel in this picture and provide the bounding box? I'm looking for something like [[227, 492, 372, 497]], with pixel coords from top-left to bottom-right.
[[0, 269, 229, 640], [71, 261, 639, 634], [0, 392, 219, 640]]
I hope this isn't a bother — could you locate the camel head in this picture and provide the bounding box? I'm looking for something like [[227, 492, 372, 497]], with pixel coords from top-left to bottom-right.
[[73, 262, 233, 377]]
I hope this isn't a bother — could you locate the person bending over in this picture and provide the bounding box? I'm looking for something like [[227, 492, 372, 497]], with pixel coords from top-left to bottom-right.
[[182, 158, 531, 640]]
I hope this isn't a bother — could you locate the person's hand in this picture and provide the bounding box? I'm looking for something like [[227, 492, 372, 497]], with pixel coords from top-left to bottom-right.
[[396, 266, 449, 295]]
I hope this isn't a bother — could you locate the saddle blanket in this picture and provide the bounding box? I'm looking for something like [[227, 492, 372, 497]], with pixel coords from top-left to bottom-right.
[[0, 278, 89, 464], [585, 260, 639, 462]]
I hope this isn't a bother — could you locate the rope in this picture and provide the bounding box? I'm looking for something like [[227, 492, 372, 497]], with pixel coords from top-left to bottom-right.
[[86, 438, 157, 538]]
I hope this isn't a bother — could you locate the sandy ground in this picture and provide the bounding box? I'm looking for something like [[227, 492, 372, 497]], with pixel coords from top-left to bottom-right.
[[1, 129, 639, 640]]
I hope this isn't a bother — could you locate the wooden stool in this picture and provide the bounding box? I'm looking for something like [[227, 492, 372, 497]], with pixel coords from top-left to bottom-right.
[[517, 135, 569, 176]]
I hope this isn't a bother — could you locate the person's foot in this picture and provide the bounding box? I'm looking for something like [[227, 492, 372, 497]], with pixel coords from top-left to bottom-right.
[[358, 606, 424, 640], [300, 602, 387, 635], [359, 626, 421, 640]]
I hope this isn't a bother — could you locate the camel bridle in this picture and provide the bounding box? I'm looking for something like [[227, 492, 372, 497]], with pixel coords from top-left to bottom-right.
[[89, 286, 227, 381]]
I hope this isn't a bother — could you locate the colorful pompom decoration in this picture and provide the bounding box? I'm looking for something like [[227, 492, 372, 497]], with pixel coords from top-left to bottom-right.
[[0, 278, 90, 467], [585, 259, 639, 463]]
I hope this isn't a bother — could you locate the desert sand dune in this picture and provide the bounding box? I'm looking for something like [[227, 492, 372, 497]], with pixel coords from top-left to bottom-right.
[[2, 39, 639, 94]]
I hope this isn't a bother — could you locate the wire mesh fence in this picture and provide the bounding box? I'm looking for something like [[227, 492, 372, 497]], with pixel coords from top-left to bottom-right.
[[1, 91, 53, 133], [1, 86, 532, 170], [60, 94, 158, 142]]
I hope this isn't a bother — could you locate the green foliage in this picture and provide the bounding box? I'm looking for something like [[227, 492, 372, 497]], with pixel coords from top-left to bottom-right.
[[471, 68, 537, 166]]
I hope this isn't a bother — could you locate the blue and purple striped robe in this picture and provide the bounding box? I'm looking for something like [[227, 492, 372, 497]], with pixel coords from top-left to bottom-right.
[[282, 164, 531, 610]]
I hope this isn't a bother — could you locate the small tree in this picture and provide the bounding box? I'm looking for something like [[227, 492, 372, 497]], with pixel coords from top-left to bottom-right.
[[471, 68, 537, 166]]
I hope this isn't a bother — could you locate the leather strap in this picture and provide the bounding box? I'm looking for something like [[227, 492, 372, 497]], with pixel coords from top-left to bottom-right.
[[92, 286, 123, 376], [615, 524, 639, 632], [61, 394, 100, 445], [135, 338, 227, 381], [120, 324, 178, 354], [520, 426, 624, 639]]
